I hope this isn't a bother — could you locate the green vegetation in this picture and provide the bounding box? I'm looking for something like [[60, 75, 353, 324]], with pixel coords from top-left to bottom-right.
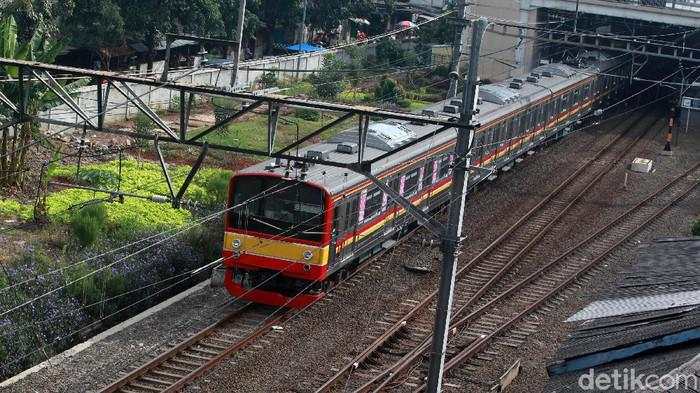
[[64, 262, 128, 317], [0, 199, 32, 220], [693, 220, 700, 236], [310, 54, 347, 99], [192, 111, 352, 152], [294, 108, 321, 122], [70, 203, 107, 246], [259, 71, 278, 89]]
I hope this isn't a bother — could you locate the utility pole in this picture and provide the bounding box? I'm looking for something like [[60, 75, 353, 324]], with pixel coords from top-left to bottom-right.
[[298, 0, 308, 44], [573, 0, 581, 33], [426, 17, 488, 393], [447, 0, 472, 98], [295, 0, 308, 80], [230, 0, 247, 89]]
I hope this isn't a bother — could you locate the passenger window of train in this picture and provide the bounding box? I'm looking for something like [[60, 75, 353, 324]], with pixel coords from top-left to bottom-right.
[[404, 169, 420, 197], [363, 188, 383, 222], [423, 160, 434, 188], [438, 156, 451, 179], [389, 177, 400, 194]]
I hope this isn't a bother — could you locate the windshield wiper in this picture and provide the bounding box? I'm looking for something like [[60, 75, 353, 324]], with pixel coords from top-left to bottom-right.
[[250, 216, 283, 231]]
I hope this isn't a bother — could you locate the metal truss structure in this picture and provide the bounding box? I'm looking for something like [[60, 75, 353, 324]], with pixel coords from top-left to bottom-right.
[[0, 57, 469, 210], [494, 21, 700, 63]]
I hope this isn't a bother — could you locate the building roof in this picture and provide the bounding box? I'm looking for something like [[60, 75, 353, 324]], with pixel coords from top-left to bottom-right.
[[545, 237, 700, 393]]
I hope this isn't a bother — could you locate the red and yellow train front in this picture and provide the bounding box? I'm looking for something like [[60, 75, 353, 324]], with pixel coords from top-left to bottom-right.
[[222, 173, 333, 309]]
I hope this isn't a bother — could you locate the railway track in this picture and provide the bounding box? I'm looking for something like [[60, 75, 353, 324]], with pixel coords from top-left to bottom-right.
[[100, 303, 289, 393], [99, 216, 431, 393], [314, 112, 662, 392], [413, 162, 700, 392]]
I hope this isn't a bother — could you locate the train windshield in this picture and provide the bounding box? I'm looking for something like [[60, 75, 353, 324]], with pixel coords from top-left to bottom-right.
[[230, 177, 326, 242]]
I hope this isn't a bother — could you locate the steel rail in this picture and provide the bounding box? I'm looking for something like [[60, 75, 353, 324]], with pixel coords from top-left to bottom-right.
[[315, 112, 654, 393], [355, 114, 660, 393], [411, 162, 700, 392], [99, 212, 431, 393]]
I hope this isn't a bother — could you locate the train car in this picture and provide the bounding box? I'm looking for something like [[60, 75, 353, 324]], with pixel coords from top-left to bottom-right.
[[221, 52, 630, 308]]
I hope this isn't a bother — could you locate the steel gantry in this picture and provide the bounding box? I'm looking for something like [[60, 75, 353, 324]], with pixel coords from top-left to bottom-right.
[[0, 57, 472, 208]]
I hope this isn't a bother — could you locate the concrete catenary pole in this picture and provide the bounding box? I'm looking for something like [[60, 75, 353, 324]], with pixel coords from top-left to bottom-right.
[[426, 17, 488, 393], [230, 0, 247, 89], [447, 0, 472, 98]]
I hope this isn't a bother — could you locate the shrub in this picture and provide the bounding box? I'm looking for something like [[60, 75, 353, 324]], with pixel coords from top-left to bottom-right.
[[260, 71, 278, 88], [295, 108, 321, 121], [397, 98, 412, 109], [693, 220, 700, 236], [374, 78, 403, 104], [134, 113, 155, 135], [376, 38, 407, 66], [70, 203, 107, 246], [77, 168, 121, 188], [204, 171, 231, 206], [310, 54, 347, 99]]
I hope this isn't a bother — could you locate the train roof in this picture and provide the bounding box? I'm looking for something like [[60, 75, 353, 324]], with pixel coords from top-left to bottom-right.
[[239, 54, 623, 196]]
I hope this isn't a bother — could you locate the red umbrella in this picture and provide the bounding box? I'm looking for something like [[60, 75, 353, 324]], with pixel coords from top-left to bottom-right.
[[397, 21, 418, 29]]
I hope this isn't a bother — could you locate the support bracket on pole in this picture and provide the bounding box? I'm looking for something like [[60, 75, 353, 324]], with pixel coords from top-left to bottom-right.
[[268, 104, 280, 154], [32, 70, 98, 129], [112, 81, 179, 140], [154, 137, 176, 204], [174, 142, 209, 208]]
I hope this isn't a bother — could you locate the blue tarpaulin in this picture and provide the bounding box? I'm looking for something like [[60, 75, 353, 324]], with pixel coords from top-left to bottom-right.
[[285, 43, 324, 53]]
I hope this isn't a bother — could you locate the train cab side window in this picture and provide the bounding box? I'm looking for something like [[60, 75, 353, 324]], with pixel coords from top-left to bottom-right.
[[347, 197, 359, 229], [404, 168, 420, 197], [334, 205, 345, 233], [363, 188, 383, 222]]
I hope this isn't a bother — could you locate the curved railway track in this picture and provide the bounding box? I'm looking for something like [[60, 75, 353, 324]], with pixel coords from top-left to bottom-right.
[[314, 112, 664, 392]]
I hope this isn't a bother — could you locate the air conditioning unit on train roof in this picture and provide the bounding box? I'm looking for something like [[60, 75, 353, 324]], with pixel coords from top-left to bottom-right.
[[509, 82, 523, 90], [443, 105, 459, 114], [305, 149, 331, 161], [526, 76, 538, 83], [336, 142, 358, 154], [541, 71, 553, 78]]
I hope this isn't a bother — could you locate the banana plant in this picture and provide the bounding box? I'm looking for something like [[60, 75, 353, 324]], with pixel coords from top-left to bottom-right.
[[0, 15, 78, 187]]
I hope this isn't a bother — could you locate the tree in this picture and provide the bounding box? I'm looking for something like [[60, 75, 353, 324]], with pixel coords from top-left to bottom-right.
[[310, 54, 346, 99], [117, 0, 224, 71], [0, 16, 64, 187], [61, 0, 124, 69], [1, 0, 75, 40]]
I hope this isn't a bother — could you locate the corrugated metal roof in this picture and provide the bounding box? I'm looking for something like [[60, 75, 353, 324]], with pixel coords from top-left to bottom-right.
[[544, 238, 700, 393], [567, 290, 700, 322]]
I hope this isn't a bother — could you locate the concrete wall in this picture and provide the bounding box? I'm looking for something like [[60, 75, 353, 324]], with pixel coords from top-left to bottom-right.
[[40, 50, 331, 132], [471, 0, 536, 81]]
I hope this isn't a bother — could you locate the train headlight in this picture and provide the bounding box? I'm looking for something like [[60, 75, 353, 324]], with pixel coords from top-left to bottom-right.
[[232, 239, 241, 249], [303, 250, 313, 261]]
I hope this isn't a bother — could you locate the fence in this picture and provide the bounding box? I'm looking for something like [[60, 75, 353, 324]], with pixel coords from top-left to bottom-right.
[[40, 50, 332, 133]]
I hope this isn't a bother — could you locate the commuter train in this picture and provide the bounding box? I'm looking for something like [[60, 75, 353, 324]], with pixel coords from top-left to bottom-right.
[[221, 52, 630, 308]]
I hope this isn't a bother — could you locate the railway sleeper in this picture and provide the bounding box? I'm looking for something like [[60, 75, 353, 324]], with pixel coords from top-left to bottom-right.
[[139, 376, 172, 386], [151, 369, 185, 379]]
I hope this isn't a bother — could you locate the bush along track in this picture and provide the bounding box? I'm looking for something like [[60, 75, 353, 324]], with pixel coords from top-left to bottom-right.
[[0, 158, 231, 380]]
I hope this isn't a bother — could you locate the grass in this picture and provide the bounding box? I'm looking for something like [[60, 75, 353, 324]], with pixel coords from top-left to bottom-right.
[[18, 158, 234, 237], [407, 99, 431, 112], [0, 199, 32, 220], [190, 112, 354, 153]]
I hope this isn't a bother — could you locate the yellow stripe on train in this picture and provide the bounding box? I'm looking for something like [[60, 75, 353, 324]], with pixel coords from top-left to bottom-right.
[[224, 232, 330, 266]]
